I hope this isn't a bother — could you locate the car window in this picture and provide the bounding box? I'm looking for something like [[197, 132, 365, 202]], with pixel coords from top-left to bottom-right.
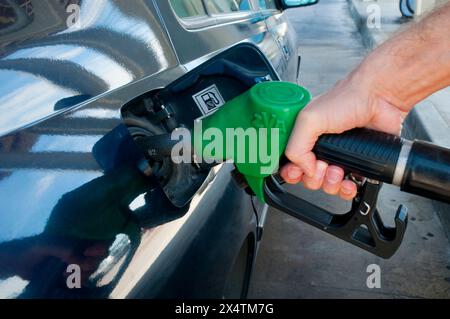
[[204, 0, 252, 14], [257, 0, 277, 10], [170, 0, 207, 18]]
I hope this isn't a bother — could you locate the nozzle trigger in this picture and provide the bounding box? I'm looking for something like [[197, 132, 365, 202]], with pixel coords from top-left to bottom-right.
[[263, 177, 407, 258]]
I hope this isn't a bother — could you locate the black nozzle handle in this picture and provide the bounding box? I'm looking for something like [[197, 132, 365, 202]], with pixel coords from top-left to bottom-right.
[[313, 128, 450, 203]]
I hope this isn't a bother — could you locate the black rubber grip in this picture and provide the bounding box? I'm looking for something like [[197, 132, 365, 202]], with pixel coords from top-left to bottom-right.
[[401, 141, 450, 203], [313, 128, 402, 183]]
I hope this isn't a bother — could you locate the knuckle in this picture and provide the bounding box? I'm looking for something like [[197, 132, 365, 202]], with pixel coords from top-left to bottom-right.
[[298, 108, 316, 124], [284, 148, 303, 165]]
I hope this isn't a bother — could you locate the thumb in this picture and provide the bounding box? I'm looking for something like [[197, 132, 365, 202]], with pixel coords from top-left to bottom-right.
[[285, 109, 325, 177]]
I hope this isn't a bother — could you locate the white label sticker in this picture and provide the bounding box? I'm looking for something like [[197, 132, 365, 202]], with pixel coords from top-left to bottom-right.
[[192, 84, 225, 115]]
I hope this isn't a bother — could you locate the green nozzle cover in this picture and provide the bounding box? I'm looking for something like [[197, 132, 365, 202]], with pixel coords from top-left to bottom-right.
[[195, 81, 311, 201]]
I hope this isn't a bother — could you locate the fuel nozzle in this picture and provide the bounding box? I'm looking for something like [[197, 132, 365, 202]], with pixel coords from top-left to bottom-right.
[[195, 81, 450, 258], [195, 81, 311, 201]]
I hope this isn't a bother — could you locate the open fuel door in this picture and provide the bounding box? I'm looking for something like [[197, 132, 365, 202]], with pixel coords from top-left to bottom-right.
[[121, 43, 280, 208]]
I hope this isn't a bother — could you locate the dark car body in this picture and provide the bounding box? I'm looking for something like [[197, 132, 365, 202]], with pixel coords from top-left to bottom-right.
[[0, 0, 301, 298]]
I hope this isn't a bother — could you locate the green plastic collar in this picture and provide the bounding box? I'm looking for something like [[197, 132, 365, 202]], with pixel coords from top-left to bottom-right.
[[195, 81, 311, 201]]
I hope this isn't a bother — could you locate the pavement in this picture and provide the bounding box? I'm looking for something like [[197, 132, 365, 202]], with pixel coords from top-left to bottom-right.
[[248, 0, 450, 299]]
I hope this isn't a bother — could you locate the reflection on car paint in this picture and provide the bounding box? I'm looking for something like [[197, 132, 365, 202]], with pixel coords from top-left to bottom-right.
[[0, 0, 296, 298], [0, 0, 175, 136]]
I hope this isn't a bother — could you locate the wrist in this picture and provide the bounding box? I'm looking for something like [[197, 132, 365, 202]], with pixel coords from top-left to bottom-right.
[[349, 54, 411, 112]]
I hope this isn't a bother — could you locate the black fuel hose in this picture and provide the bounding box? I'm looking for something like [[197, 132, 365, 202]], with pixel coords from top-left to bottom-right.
[[313, 128, 450, 203]]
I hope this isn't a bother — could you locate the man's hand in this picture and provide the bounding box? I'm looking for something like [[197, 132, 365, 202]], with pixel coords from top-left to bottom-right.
[[280, 2, 450, 200], [280, 74, 405, 200]]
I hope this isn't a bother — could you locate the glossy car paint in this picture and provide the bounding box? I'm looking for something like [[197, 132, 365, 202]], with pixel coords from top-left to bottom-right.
[[0, 0, 299, 298]]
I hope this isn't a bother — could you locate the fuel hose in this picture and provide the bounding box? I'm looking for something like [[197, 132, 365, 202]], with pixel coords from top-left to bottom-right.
[[314, 128, 450, 203]]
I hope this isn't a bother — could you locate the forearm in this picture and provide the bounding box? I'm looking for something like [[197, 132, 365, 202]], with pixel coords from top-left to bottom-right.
[[353, 2, 450, 111]]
